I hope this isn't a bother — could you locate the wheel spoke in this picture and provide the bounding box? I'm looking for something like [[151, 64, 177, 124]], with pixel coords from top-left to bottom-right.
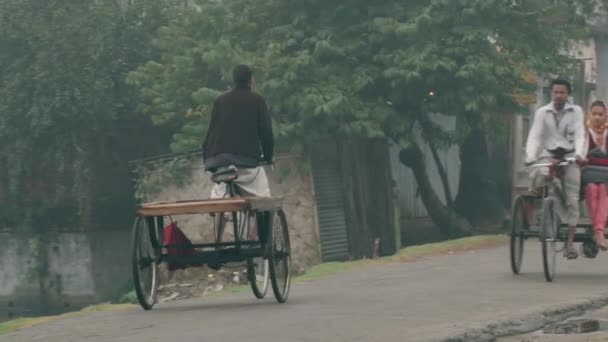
[[269, 210, 291, 303], [510, 197, 526, 275], [132, 217, 159, 310], [246, 212, 269, 299], [541, 199, 557, 282]]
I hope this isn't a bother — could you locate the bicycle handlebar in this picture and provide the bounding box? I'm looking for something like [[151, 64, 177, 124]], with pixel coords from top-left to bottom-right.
[[526, 157, 577, 168]]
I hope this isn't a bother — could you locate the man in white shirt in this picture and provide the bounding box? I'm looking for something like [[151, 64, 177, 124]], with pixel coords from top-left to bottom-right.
[[525, 79, 586, 259]]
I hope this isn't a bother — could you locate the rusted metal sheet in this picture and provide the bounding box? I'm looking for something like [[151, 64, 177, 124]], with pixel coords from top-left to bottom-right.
[[310, 143, 350, 262]]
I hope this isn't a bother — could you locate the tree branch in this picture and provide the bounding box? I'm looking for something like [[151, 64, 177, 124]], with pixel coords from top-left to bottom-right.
[[428, 139, 453, 206], [418, 113, 453, 206]]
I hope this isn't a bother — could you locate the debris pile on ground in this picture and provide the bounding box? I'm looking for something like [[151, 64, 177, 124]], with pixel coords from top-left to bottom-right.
[[154, 260, 307, 304], [157, 263, 249, 303]]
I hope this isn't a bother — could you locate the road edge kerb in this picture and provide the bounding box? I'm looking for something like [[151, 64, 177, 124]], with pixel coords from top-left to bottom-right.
[[437, 294, 608, 342]]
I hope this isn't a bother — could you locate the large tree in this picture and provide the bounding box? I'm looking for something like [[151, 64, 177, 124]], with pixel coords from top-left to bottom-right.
[[130, 0, 606, 236], [0, 0, 177, 230]]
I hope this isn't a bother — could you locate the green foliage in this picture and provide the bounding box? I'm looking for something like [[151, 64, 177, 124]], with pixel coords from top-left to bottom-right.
[[3, 0, 608, 230], [115, 291, 138, 304], [130, 0, 608, 152], [0, 1, 178, 229]]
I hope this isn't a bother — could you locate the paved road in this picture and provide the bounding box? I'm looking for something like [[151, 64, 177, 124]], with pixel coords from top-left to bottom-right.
[[5, 242, 608, 342]]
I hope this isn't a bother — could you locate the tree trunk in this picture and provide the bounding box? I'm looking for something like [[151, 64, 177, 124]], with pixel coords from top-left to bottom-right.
[[428, 141, 453, 206], [453, 128, 506, 229], [416, 114, 453, 206], [399, 143, 472, 237]]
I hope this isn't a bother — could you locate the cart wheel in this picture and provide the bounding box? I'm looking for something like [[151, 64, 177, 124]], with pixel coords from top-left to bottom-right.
[[246, 213, 269, 299], [247, 257, 269, 299], [541, 198, 558, 282], [510, 196, 527, 275], [132, 217, 160, 310], [269, 209, 291, 303]]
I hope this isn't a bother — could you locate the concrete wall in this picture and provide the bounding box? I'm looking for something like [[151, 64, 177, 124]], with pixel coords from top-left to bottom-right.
[[0, 231, 131, 321]]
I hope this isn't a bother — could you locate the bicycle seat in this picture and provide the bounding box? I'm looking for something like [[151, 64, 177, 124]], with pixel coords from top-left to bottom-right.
[[547, 147, 574, 160], [211, 165, 238, 184]]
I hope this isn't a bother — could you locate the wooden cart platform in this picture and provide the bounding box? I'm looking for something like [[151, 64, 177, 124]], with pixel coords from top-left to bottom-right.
[[136, 197, 283, 217], [130, 196, 292, 309]]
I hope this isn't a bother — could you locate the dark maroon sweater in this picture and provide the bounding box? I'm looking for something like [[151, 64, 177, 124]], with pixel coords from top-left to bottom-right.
[[202, 87, 274, 164]]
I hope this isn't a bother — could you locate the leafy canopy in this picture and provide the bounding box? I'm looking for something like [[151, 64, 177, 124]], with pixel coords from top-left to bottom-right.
[[131, 0, 606, 151]]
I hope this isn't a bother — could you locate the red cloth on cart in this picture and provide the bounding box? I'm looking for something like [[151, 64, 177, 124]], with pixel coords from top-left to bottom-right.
[[163, 221, 196, 271]]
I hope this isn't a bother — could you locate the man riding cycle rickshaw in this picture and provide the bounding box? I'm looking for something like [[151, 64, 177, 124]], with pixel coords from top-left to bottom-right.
[[202, 64, 274, 270], [524, 79, 586, 259]]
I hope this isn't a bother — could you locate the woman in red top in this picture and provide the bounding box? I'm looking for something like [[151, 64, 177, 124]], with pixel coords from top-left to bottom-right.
[[582, 100, 608, 250]]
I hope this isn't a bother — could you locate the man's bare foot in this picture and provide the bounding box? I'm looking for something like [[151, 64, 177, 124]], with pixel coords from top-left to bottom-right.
[[563, 245, 579, 259]]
